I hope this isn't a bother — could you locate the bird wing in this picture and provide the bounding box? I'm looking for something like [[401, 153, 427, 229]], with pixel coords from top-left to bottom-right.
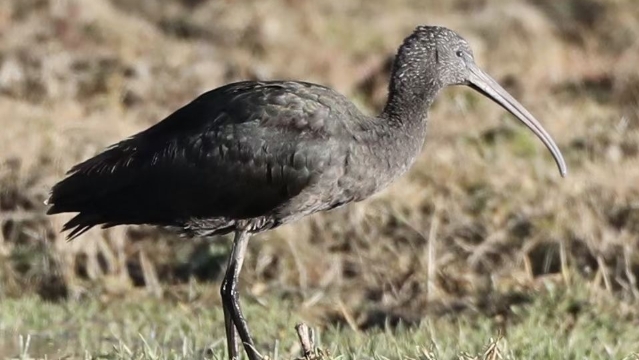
[[47, 81, 356, 238]]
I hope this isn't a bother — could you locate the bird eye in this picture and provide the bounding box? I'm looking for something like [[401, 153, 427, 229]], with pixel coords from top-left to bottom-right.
[[456, 50, 464, 58]]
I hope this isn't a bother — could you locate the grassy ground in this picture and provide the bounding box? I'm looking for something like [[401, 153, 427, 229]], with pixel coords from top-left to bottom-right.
[[1, 280, 638, 359], [1, 0, 639, 358]]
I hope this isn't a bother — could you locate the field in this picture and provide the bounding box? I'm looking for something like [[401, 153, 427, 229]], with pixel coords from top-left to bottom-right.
[[1, 0, 639, 358]]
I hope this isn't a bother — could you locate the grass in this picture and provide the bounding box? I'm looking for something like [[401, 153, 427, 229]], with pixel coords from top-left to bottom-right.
[[0, 280, 638, 359]]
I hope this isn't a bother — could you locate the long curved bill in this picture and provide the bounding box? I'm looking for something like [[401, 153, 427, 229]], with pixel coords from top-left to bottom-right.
[[467, 63, 567, 177]]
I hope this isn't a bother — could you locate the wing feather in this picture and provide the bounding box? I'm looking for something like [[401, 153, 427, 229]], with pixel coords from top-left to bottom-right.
[[47, 81, 352, 237]]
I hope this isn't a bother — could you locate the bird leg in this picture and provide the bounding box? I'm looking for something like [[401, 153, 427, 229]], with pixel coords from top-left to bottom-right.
[[222, 299, 239, 359], [220, 227, 261, 360]]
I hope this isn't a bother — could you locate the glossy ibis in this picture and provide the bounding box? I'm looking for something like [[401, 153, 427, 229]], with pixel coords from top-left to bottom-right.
[[47, 26, 567, 359]]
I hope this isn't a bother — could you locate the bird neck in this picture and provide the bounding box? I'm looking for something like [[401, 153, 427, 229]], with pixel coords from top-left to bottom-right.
[[362, 67, 443, 184], [380, 65, 442, 129], [381, 27, 444, 127]]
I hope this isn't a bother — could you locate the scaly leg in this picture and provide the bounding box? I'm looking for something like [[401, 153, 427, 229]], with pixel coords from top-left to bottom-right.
[[220, 227, 261, 360], [222, 293, 239, 359]]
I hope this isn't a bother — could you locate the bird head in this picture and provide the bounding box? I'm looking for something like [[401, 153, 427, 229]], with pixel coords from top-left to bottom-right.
[[392, 26, 567, 177]]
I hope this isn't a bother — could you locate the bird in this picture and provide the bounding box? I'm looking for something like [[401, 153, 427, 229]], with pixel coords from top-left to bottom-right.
[[46, 25, 567, 360]]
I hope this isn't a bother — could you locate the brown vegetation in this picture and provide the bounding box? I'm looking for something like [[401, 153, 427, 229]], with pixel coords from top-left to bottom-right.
[[1, 0, 638, 329]]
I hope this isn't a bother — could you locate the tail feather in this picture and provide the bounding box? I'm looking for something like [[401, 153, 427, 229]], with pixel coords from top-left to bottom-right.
[[61, 213, 104, 240], [46, 140, 141, 239], [47, 142, 136, 214]]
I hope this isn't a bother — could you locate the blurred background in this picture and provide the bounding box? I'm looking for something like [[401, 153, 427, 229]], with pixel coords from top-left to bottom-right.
[[0, 0, 638, 356]]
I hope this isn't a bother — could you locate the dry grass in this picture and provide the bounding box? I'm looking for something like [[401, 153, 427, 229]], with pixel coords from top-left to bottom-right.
[[1, 0, 639, 354]]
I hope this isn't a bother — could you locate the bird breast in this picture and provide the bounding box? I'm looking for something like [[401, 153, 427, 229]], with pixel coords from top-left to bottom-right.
[[327, 120, 428, 207]]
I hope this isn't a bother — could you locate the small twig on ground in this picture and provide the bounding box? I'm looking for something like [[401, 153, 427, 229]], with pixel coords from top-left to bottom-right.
[[139, 250, 163, 298], [482, 333, 503, 360], [294, 323, 331, 360], [596, 256, 612, 294], [295, 323, 315, 359], [427, 198, 442, 301], [337, 299, 359, 333], [559, 237, 570, 286]]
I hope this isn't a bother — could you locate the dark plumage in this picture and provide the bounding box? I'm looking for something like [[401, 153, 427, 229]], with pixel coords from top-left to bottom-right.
[[47, 26, 566, 360]]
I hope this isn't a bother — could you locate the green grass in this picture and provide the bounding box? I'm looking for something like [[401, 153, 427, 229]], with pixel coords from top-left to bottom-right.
[[0, 282, 638, 359]]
